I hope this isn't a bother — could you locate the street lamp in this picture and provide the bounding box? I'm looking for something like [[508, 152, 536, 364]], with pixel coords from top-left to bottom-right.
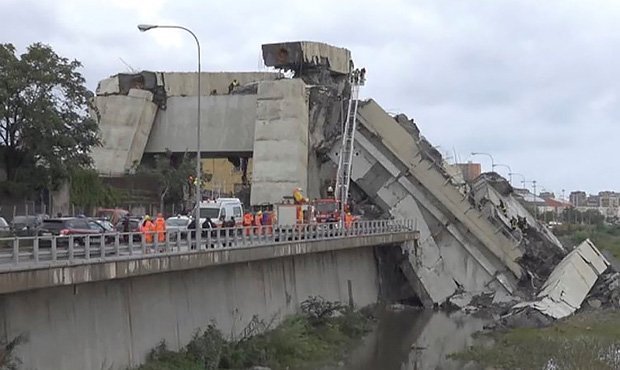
[[138, 24, 203, 243], [509, 172, 526, 188], [471, 152, 495, 172], [494, 163, 512, 184]]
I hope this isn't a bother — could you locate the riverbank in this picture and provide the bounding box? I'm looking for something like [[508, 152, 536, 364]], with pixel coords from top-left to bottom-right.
[[451, 309, 620, 369], [131, 297, 375, 370]]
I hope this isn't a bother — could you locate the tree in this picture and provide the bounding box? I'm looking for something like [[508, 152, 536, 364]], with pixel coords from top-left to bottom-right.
[[69, 167, 119, 214], [0, 43, 99, 192], [135, 150, 210, 213]]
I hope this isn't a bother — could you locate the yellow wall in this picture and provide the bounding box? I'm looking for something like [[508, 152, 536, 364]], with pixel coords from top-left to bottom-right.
[[201, 158, 252, 195]]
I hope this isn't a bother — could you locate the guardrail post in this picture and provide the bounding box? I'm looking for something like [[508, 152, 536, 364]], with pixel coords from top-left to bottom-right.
[[100, 234, 106, 258], [85, 236, 90, 259], [153, 234, 159, 254], [33, 236, 39, 263], [204, 229, 210, 250], [51, 237, 57, 261], [12, 237, 18, 264], [164, 233, 170, 254], [114, 233, 120, 256], [128, 233, 134, 256], [68, 236, 74, 261]]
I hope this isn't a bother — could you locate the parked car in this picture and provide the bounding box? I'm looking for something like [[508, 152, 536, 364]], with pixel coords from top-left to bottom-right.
[[0, 217, 10, 237], [11, 215, 44, 236], [38, 217, 105, 246], [114, 217, 147, 242], [166, 215, 191, 240], [87, 219, 116, 243]]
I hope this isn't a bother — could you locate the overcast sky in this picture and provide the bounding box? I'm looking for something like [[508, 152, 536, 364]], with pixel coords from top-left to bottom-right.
[[1, 0, 618, 196]]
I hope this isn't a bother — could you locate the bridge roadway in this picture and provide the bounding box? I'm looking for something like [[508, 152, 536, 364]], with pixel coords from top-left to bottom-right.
[[0, 219, 417, 295]]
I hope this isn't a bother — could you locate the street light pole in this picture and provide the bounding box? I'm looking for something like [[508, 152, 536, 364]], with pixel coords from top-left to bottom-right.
[[494, 163, 512, 184], [509, 172, 525, 188], [471, 152, 495, 172], [138, 24, 203, 243]]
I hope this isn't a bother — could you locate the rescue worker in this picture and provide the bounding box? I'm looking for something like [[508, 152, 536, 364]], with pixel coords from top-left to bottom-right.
[[499, 200, 507, 217], [326, 185, 334, 198], [254, 210, 263, 235], [293, 187, 308, 204], [264, 211, 273, 234], [359, 68, 366, 84], [345, 211, 353, 229], [243, 211, 254, 236], [140, 215, 154, 245], [155, 213, 166, 243], [122, 215, 131, 243], [293, 188, 308, 224], [228, 79, 240, 94]]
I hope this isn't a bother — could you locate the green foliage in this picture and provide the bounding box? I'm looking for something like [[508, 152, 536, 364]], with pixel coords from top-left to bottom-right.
[[301, 295, 347, 325], [555, 223, 620, 258], [69, 167, 118, 210], [451, 310, 620, 369], [0, 334, 27, 370], [135, 150, 204, 207], [133, 298, 374, 370], [138, 341, 203, 370], [0, 43, 99, 190], [561, 208, 606, 226]]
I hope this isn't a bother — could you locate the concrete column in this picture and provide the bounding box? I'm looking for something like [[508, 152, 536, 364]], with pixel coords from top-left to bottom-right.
[[251, 79, 309, 205]]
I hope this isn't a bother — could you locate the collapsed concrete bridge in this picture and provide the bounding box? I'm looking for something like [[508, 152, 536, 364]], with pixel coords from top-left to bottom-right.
[[92, 41, 568, 306]]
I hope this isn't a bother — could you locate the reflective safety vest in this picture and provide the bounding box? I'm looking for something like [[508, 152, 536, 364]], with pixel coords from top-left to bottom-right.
[[243, 213, 253, 226]]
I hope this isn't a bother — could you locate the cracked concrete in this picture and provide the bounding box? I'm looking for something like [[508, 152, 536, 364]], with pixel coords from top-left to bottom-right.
[[92, 40, 601, 313]]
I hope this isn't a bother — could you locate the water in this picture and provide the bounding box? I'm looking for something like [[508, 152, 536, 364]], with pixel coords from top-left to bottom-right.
[[342, 309, 489, 370]]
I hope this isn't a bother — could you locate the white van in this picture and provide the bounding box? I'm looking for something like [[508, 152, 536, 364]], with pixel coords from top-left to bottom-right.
[[198, 198, 243, 227]]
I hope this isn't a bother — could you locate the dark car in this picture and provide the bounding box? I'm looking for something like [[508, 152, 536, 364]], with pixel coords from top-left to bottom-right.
[[115, 217, 145, 242], [38, 218, 104, 246], [11, 215, 44, 236], [87, 219, 117, 244]]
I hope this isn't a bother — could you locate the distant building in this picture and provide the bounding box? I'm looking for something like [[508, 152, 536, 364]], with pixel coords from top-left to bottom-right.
[[540, 197, 572, 215], [567, 190, 620, 219], [586, 195, 600, 208], [456, 162, 481, 183], [569, 191, 586, 207]]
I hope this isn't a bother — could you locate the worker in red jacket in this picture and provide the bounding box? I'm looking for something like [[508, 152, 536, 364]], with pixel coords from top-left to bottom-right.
[[243, 212, 254, 236]]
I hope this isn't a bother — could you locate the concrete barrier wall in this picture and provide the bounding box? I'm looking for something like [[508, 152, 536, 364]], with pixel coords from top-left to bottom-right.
[[2, 247, 380, 370]]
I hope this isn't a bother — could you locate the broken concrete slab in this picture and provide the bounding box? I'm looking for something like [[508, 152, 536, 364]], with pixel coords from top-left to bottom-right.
[[262, 41, 352, 75], [509, 239, 609, 320], [91, 92, 158, 175]]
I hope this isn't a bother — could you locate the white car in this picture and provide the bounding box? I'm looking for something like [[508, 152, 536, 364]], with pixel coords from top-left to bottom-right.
[[166, 215, 192, 239]]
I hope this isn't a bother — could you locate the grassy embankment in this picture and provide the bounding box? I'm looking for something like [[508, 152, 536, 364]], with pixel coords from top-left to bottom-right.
[[131, 297, 374, 370], [554, 223, 620, 258], [452, 224, 620, 369], [451, 310, 620, 369]]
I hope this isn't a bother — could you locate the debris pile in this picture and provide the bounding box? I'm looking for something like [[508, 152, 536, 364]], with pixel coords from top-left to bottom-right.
[[583, 272, 620, 310]]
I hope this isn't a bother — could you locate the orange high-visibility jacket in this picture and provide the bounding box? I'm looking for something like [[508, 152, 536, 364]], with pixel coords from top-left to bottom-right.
[[155, 217, 166, 242], [243, 213, 254, 226], [141, 220, 155, 243]]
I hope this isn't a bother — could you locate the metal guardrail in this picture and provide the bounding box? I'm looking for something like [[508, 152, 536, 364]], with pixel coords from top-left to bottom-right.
[[0, 219, 416, 268]]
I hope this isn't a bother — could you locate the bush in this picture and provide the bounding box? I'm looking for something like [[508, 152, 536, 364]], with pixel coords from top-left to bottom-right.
[[135, 298, 373, 370]]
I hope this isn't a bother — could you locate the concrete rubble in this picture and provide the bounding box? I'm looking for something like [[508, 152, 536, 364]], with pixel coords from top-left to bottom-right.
[[91, 40, 616, 327]]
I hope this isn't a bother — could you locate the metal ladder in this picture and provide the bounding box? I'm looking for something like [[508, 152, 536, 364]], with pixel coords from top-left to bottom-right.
[[335, 68, 365, 220]]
